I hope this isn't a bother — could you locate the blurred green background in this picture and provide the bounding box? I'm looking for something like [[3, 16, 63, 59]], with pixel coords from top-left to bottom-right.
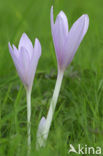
[[0, 0, 103, 155]]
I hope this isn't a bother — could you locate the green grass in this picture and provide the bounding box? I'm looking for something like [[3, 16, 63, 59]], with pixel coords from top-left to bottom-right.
[[0, 0, 103, 155]]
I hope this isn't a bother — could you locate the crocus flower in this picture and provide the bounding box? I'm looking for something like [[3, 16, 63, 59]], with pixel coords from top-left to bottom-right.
[[37, 6, 89, 148], [8, 33, 41, 91], [8, 33, 41, 151], [51, 6, 89, 71]]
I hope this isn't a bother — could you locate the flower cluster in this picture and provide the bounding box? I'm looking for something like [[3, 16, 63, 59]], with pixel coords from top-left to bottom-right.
[[8, 6, 89, 150]]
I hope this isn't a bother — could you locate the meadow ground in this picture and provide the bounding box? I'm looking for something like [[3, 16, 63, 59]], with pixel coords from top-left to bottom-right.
[[0, 0, 103, 155]]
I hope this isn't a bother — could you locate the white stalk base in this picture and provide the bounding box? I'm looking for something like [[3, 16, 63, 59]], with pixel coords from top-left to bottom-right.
[[26, 89, 31, 154], [36, 70, 64, 148]]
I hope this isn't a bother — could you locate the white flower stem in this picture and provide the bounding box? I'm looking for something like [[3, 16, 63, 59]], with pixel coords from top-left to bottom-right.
[[44, 70, 64, 139], [37, 70, 64, 147], [26, 88, 31, 154]]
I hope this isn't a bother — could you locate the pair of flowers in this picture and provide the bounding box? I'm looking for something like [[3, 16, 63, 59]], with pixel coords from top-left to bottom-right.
[[8, 6, 89, 149]]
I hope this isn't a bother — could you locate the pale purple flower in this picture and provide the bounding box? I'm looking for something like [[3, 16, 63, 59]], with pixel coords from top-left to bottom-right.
[[36, 7, 89, 148], [8, 33, 41, 90], [51, 6, 89, 71]]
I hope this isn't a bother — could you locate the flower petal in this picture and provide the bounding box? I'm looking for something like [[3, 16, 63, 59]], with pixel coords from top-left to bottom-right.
[[8, 43, 21, 71], [18, 33, 33, 59], [18, 47, 31, 87], [12, 44, 20, 58], [50, 6, 54, 33], [20, 47, 30, 69], [34, 38, 41, 59], [8, 42, 17, 61], [8, 43, 26, 85], [63, 14, 89, 68], [26, 38, 41, 89], [50, 6, 68, 69], [81, 14, 89, 39]]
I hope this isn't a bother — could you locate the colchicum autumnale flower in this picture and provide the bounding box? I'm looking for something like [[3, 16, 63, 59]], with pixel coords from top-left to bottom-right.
[[8, 33, 41, 152], [37, 6, 89, 148]]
